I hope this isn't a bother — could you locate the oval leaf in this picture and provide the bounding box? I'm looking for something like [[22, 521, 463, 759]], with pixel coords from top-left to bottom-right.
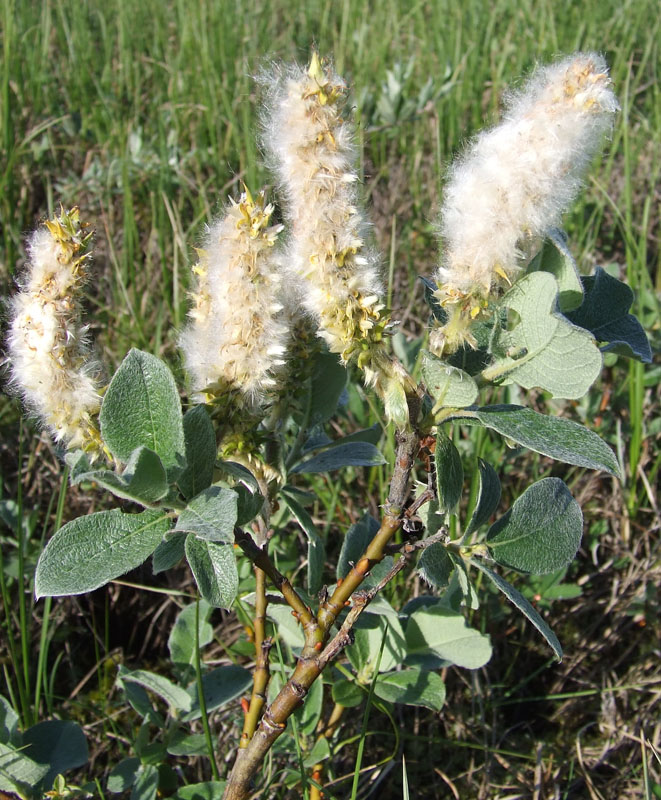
[[291, 441, 386, 474], [465, 458, 501, 535], [435, 430, 463, 512], [120, 669, 192, 714], [178, 406, 217, 500], [487, 478, 583, 574], [420, 350, 478, 408], [35, 509, 171, 598], [527, 229, 583, 312], [168, 600, 213, 667], [71, 446, 168, 506], [469, 405, 621, 477], [22, 720, 88, 791], [485, 272, 602, 399], [566, 267, 652, 363], [375, 668, 446, 711], [100, 349, 185, 477], [418, 543, 454, 590], [183, 666, 252, 722], [282, 492, 325, 594], [185, 537, 238, 609], [404, 605, 492, 669], [174, 486, 238, 543], [348, 615, 407, 679]]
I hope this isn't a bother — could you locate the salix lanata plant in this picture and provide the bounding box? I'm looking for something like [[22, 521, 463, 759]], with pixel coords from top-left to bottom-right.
[[5, 51, 650, 800]]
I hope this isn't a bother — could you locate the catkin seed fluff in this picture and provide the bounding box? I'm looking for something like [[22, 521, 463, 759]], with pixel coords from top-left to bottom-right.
[[431, 52, 619, 354]]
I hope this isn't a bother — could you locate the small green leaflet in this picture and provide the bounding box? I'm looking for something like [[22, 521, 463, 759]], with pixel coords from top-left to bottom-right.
[[527, 229, 583, 312], [471, 559, 562, 661], [35, 509, 171, 598], [420, 350, 478, 409], [487, 478, 583, 574], [282, 492, 325, 594]]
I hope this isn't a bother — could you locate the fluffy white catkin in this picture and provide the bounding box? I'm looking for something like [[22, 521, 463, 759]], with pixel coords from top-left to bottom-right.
[[261, 54, 417, 426], [261, 53, 388, 369], [432, 52, 619, 353], [180, 188, 288, 410], [7, 208, 102, 453]]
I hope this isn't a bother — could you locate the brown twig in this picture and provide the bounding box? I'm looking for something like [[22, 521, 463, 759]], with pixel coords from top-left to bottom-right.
[[233, 526, 317, 638], [223, 428, 421, 800]]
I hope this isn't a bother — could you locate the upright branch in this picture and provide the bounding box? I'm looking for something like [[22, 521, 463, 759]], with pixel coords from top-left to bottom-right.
[[223, 428, 421, 800]]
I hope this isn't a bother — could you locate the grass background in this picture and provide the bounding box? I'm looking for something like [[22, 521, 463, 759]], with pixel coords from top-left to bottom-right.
[[1, 0, 659, 797]]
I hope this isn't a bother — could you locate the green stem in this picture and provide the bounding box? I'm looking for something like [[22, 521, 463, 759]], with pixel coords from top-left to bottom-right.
[[350, 630, 387, 800], [239, 566, 272, 747], [34, 465, 69, 715], [195, 594, 220, 781]]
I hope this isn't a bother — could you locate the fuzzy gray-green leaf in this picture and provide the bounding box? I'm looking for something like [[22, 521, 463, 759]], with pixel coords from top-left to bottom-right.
[[185, 537, 238, 609], [527, 229, 583, 312], [291, 442, 386, 474], [418, 543, 454, 590], [174, 486, 238, 542], [420, 350, 478, 408], [120, 669, 192, 714], [35, 509, 171, 598], [465, 458, 501, 535], [100, 349, 185, 478], [71, 446, 168, 506], [487, 478, 583, 574], [178, 406, 217, 500], [472, 405, 621, 477], [435, 430, 463, 512], [471, 559, 562, 661], [404, 605, 491, 669], [485, 272, 602, 398]]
